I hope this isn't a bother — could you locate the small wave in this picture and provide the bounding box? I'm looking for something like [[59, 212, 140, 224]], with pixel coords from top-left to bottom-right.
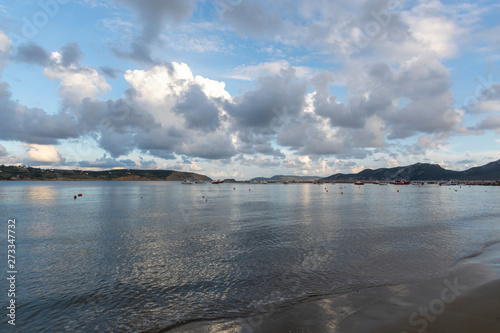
[[456, 238, 500, 264], [147, 279, 411, 332]]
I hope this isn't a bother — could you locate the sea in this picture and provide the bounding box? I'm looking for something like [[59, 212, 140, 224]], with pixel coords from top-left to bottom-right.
[[1, 181, 499, 332]]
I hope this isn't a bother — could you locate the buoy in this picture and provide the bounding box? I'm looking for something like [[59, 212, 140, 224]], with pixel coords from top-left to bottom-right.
[[326, 190, 329, 192], [78, 193, 82, 197], [397, 190, 399, 192], [202, 196, 205, 198], [141, 196, 143, 199], [249, 189, 251, 191], [455, 189, 457, 192], [233, 187, 235, 190], [74, 195, 77, 199], [341, 192, 343, 194]]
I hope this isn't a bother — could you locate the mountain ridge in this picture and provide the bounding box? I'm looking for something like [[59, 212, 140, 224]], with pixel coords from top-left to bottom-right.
[[321, 159, 500, 181], [0, 165, 212, 181], [250, 175, 321, 182]]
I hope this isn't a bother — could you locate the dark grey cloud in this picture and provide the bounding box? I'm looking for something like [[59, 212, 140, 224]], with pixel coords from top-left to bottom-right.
[[223, 68, 307, 157], [99, 66, 122, 79], [113, 0, 197, 62], [312, 70, 382, 129], [478, 83, 500, 101], [275, 117, 309, 149], [134, 126, 182, 158], [382, 58, 459, 139], [77, 93, 234, 161], [138, 156, 158, 168], [0, 82, 79, 144], [456, 159, 476, 165], [15, 43, 50, 66], [14, 42, 83, 68], [235, 154, 281, 168], [174, 84, 221, 131], [472, 115, 500, 131], [177, 132, 236, 160], [221, 0, 283, 38], [0, 143, 7, 157], [98, 129, 136, 158], [60, 42, 83, 67], [310, 56, 460, 144], [77, 155, 137, 169], [226, 68, 306, 129]]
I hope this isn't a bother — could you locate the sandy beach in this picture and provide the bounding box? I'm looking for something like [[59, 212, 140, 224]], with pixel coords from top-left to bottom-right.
[[170, 243, 500, 333]]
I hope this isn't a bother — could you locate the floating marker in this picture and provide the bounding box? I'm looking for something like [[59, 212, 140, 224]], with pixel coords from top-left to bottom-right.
[[397, 190, 399, 192], [78, 193, 82, 197], [74, 195, 77, 199], [341, 192, 343, 194]]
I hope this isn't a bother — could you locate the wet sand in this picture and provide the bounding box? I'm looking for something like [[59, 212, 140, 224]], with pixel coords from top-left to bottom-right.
[[170, 244, 500, 333]]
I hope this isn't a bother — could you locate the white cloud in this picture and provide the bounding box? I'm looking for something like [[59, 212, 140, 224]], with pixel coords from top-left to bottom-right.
[[386, 158, 399, 168], [476, 100, 500, 112], [43, 52, 110, 105], [404, 14, 460, 59], [0, 31, 10, 52], [24, 144, 61, 163], [124, 63, 230, 105], [0, 31, 12, 75], [417, 135, 439, 149]]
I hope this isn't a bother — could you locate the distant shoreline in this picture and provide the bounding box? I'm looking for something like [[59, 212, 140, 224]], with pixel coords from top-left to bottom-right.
[[2, 179, 500, 185], [0, 165, 212, 182]]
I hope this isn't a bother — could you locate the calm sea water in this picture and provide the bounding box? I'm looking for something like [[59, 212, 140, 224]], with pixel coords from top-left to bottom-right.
[[1, 181, 499, 332]]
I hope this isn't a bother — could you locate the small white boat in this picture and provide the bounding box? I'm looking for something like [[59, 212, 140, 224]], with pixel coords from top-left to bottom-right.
[[181, 180, 193, 184]]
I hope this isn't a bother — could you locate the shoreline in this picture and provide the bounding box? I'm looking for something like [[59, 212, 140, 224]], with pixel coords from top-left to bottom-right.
[[170, 243, 500, 333], [3, 179, 500, 185]]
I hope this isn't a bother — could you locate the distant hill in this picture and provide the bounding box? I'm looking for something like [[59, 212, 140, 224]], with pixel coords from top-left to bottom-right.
[[251, 175, 321, 182], [322, 159, 500, 181], [0, 165, 212, 181]]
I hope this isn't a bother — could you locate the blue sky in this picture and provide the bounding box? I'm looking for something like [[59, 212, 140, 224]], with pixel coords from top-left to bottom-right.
[[0, 0, 499, 180]]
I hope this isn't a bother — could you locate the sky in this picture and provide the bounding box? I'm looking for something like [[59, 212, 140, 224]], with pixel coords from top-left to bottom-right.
[[0, 0, 499, 180]]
